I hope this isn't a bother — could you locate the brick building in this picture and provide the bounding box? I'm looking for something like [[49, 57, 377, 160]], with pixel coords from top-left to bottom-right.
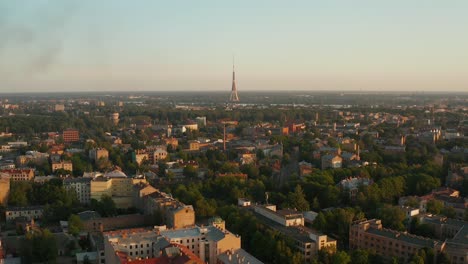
[[63, 128, 79, 143]]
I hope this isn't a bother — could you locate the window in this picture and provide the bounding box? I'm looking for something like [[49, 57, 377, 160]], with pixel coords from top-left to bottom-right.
[[130, 245, 133, 249]]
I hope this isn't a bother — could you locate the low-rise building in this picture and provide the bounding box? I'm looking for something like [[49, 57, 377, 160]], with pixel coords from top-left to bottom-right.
[[237, 198, 251, 207], [89, 148, 109, 164], [0, 168, 34, 181], [217, 248, 264, 264], [188, 140, 200, 151], [52, 160, 73, 173], [338, 177, 373, 199], [254, 205, 304, 227], [321, 154, 342, 170], [5, 206, 44, 223]]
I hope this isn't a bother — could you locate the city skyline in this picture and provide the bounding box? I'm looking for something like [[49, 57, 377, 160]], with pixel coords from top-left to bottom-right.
[[1, 1, 468, 93]]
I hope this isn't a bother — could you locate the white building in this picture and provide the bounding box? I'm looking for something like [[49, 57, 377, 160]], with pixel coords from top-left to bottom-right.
[[253, 205, 304, 227], [5, 206, 44, 223], [103, 222, 241, 264], [63, 177, 92, 204]]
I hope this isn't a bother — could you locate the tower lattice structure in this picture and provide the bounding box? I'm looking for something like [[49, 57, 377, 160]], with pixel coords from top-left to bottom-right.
[[229, 63, 240, 102]]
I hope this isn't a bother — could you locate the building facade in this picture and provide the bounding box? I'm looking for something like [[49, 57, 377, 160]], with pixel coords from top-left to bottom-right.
[[63, 129, 80, 143], [0, 168, 34, 181], [64, 177, 91, 204], [349, 219, 445, 263]]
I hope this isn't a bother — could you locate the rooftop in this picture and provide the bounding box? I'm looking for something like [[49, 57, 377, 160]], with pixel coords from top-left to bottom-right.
[[367, 228, 442, 248]]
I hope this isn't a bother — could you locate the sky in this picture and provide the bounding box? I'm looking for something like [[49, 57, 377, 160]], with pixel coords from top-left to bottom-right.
[[0, 0, 467, 93]]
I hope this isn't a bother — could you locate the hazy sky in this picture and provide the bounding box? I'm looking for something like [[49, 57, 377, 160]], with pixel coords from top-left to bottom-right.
[[1, 0, 467, 92]]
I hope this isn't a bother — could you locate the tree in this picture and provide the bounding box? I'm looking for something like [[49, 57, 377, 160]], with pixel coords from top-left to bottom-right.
[[426, 200, 444, 214], [21, 229, 58, 263], [183, 165, 198, 178], [441, 206, 456, 219], [68, 214, 84, 236], [332, 251, 351, 264], [351, 250, 369, 264], [287, 185, 310, 211], [378, 205, 406, 231], [91, 195, 117, 217]]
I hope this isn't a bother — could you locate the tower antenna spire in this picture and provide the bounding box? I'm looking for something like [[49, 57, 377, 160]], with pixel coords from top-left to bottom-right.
[[229, 55, 240, 102]]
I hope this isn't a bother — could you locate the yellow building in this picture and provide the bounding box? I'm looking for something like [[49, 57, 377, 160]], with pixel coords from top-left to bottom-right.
[[90, 170, 148, 209], [0, 169, 34, 181], [188, 140, 200, 151], [0, 174, 10, 205], [166, 205, 196, 229], [89, 148, 109, 163], [51, 161, 73, 172], [90, 177, 112, 201]]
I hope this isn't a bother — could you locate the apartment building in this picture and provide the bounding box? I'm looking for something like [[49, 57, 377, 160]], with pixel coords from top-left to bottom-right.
[[52, 160, 73, 173], [252, 204, 336, 262], [0, 168, 34, 181], [349, 219, 445, 263], [90, 170, 147, 208], [5, 206, 44, 223], [0, 174, 10, 205], [89, 148, 109, 163], [63, 128, 79, 143], [63, 177, 91, 204], [103, 222, 241, 264], [143, 190, 195, 229]]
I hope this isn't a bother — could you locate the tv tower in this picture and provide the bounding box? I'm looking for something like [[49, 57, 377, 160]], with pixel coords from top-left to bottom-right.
[[229, 58, 240, 102]]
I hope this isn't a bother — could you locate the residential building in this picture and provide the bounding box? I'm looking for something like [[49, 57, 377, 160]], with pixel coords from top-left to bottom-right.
[[216, 173, 247, 180], [51, 160, 73, 173], [90, 170, 147, 208], [254, 205, 304, 227], [0, 168, 34, 181], [151, 147, 168, 163], [217, 248, 264, 264], [78, 211, 152, 233], [64, 177, 91, 204], [103, 221, 241, 264], [89, 148, 109, 163], [349, 219, 445, 263], [63, 128, 79, 143], [338, 177, 373, 199], [195, 116, 207, 126], [132, 150, 149, 166], [237, 198, 251, 207], [164, 137, 178, 149], [188, 140, 200, 151], [321, 154, 342, 170], [298, 161, 313, 177], [143, 190, 195, 229], [0, 174, 10, 205], [54, 104, 65, 111], [5, 206, 44, 223], [252, 205, 336, 262]]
